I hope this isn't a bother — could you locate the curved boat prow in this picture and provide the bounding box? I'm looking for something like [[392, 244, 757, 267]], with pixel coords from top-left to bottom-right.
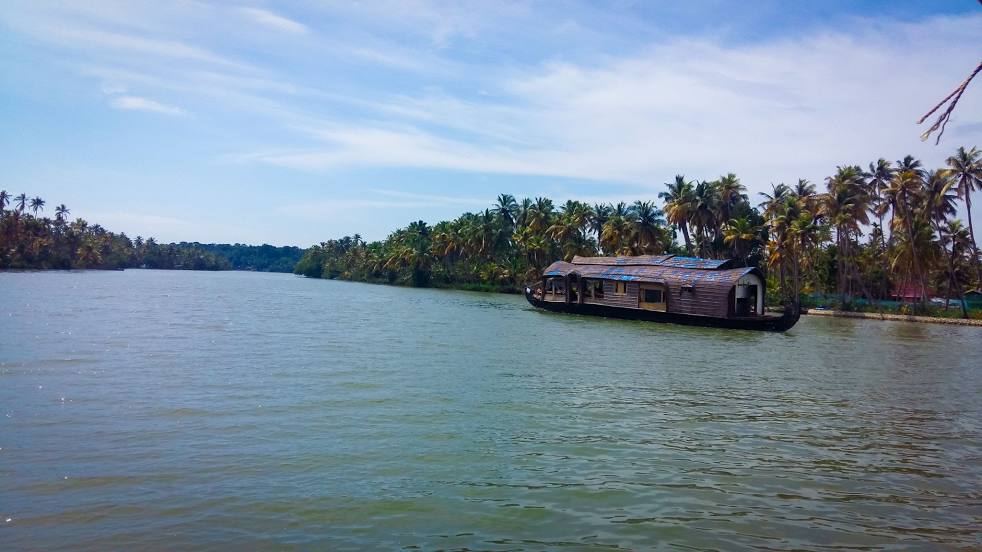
[[769, 304, 801, 332], [524, 282, 543, 307]]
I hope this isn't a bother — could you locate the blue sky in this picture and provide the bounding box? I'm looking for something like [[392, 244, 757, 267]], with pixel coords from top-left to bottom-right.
[[1, 1, 980, 246]]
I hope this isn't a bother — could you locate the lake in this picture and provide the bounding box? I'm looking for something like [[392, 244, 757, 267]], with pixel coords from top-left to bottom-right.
[[1, 270, 980, 550]]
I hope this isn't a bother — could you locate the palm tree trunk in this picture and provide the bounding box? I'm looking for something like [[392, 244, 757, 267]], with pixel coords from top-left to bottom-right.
[[965, 193, 982, 286], [903, 214, 927, 309], [887, 212, 895, 247], [680, 223, 692, 255], [837, 229, 846, 306], [779, 256, 787, 303], [878, 213, 889, 300], [793, 252, 802, 309], [879, 213, 887, 249], [944, 274, 951, 312]]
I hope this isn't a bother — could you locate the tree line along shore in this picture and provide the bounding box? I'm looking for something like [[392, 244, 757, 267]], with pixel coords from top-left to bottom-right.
[[4, 146, 981, 319], [295, 146, 982, 319], [0, 193, 301, 272]]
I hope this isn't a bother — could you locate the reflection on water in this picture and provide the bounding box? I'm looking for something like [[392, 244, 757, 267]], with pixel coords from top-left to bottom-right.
[[1, 270, 980, 550]]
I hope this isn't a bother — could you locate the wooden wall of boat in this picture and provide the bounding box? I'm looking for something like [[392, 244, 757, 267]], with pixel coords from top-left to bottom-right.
[[669, 284, 732, 318], [595, 280, 639, 309]]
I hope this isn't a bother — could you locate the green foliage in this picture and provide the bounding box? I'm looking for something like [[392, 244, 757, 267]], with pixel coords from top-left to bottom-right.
[[172, 242, 303, 272], [296, 185, 768, 292], [0, 194, 238, 271]]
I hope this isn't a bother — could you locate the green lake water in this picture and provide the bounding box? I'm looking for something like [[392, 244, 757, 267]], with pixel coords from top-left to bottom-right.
[[1, 270, 980, 550]]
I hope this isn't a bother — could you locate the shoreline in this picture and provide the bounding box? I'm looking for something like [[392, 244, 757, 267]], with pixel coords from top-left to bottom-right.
[[9, 269, 982, 326], [804, 308, 982, 326]]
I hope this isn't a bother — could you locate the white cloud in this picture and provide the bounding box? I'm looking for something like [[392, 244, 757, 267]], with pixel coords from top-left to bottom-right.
[[238, 7, 308, 34], [368, 189, 490, 206], [239, 14, 982, 195], [39, 25, 250, 70], [109, 96, 186, 116]]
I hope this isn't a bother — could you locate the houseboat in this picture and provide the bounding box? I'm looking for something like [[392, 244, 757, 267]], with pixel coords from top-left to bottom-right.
[[525, 255, 799, 332]]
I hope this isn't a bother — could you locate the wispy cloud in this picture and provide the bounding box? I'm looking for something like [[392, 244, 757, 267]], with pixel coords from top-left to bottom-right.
[[37, 25, 250, 70], [273, 189, 491, 219], [238, 7, 308, 34], [85, 211, 253, 243], [237, 13, 982, 189], [368, 189, 490, 206], [109, 96, 186, 116]]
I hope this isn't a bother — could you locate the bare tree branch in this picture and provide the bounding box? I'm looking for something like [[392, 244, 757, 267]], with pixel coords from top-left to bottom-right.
[[918, 59, 982, 145]]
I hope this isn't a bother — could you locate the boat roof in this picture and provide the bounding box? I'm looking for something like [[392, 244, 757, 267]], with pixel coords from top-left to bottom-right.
[[569, 255, 734, 270], [543, 255, 758, 287]]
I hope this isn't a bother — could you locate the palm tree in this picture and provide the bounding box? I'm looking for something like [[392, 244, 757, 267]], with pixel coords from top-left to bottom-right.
[[692, 180, 718, 256], [896, 154, 925, 178], [14, 193, 28, 213], [946, 146, 982, 284], [759, 183, 790, 215], [723, 217, 759, 263], [630, 201, 666, 254], [886, 169, 929, 307], [759, 183, 792, 300], [925, 169, 957, 233], [515, 198, 533, 229], [792, 179, 817, 201], [589, 203, 612, 245], [890, 216, 936, 309], [716, 173, 747, 226], [547, 212, 587, 260], [527, 197, 554, 234], [864, 159, 894, 246], [659, 175, 697, 255], [823, 166, 870, 305], [55, 204, 70, 222], [494, 194, 518, 227], [600, 215, 631, 255], [29, 197, 45, 215], [939, 219, 972, 317], [786, 209, 822, 309], [0, 190, 10, 213]]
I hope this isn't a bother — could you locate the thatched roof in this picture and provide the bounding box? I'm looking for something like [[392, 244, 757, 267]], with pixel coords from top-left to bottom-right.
[[543, 259, 755, 286], [569, 255, 734, 270]]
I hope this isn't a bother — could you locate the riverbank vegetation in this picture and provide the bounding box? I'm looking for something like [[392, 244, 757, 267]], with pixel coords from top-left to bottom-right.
[[296, 146, 982, 317], [0, 193, 299, 272], [164, 243, 303, 272]]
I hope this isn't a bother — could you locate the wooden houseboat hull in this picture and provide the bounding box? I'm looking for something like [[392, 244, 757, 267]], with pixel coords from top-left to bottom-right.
[[524, 286, 800, 332]]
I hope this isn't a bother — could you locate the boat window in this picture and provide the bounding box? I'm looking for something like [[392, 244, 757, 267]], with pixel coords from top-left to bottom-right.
[[614, 281, 627, 295], [643, 289, 663, 303], [639, 283, 667, 312], [587, 280, 604, 299]]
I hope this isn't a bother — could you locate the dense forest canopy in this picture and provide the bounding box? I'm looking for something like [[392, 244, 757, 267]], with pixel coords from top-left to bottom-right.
[[169, 243, 303, 272], [296, 146, 982, 316], [0, 195, 300, 272]]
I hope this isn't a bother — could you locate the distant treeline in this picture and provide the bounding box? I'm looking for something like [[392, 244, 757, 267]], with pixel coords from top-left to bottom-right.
[[171, 242, 303, 272], [0, 192, 300, 272]]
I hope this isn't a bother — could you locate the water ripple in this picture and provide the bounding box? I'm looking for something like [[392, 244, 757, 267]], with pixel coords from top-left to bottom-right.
[[1, 270, 980, 551]]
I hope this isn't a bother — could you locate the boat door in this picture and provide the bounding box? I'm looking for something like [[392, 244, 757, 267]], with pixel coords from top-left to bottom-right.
[[566, 273, 581, 304], [735, 274, 762, 316]]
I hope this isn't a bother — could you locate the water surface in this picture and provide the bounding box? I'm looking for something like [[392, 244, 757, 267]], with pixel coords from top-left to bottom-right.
[[1, 270, 980, 550]]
